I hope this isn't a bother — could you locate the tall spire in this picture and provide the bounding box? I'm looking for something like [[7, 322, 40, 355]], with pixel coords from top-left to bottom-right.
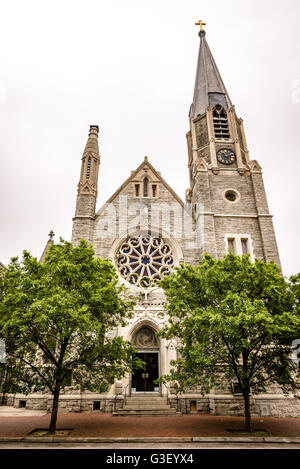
[[189, 29, 232, 118], [72, 125, 101, 245]]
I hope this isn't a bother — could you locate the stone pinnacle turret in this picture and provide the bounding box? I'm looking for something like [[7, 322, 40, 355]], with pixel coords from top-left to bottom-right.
[[72, 125, 101, 245], [77, 125, 100, 196]]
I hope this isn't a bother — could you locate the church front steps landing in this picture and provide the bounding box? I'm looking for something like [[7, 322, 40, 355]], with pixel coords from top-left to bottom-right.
[[113, 395, 180, 417]]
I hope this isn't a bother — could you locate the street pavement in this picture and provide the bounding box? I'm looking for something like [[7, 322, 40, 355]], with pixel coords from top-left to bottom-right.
[[0, 405, 299, 448], [0, 406, 46, 417], [0, 441, 300, 448]]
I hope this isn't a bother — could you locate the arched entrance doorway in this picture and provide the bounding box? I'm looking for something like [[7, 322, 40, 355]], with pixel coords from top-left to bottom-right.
[[131, 326, 160, 393]]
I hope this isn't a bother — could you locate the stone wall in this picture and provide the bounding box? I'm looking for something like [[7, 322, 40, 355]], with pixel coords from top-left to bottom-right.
[[208, 396, 300, 418], [4, 394, 118, 414], [4, 392, 299, 418]]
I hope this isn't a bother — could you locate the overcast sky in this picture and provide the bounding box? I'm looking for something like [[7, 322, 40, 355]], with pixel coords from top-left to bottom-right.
[[0, 0, 299, 277]]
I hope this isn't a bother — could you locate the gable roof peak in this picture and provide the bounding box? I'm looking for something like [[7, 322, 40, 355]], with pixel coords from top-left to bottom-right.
[[105, 157, 184, 208]]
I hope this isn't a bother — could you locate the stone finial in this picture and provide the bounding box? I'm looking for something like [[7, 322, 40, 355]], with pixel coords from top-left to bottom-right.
[[89, 125, 99, 136], [40, 230, 55, 264], [82, 125, 100, 157]]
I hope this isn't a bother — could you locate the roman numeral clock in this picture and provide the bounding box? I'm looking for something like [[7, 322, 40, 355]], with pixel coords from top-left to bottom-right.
[[216, 148, 236, 165]]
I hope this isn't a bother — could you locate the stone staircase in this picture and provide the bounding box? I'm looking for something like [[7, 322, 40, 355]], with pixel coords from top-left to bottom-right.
[[113, 394, 179, 417]]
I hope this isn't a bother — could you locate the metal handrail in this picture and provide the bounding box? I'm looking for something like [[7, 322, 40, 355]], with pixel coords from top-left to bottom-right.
[[123, 383, 130, 406], [162, 383, 170, 405]]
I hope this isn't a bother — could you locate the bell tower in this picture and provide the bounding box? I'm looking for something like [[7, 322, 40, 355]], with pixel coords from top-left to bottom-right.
[[72, 125, 100, 245], [186, 23, 281, 267]]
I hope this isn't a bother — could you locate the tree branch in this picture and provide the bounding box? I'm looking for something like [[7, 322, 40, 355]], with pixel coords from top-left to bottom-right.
[[7, 351, 54, 393]]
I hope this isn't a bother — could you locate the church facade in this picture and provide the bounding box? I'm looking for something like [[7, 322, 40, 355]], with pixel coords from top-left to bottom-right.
[[13, 27, 299, 417]]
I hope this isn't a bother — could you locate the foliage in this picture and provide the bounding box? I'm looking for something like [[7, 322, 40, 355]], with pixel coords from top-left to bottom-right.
[[158, 253, 300, 431], [290, 273, 300, 312], [0, 239, 142, 431]]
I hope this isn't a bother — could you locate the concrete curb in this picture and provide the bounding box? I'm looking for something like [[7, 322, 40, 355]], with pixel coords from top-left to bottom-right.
[[0, 436, 299, 444], [193, 437, 300, 444]]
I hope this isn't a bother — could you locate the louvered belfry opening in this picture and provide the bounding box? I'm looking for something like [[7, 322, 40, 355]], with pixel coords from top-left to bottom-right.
[[86, 156, 91, 179], [213, 105, 230, 140]]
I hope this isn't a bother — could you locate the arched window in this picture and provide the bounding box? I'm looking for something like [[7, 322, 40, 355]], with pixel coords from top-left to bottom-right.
[[86, 157, 91, 179], [143, 177, 149, 197], [213, 105, 230, 140]]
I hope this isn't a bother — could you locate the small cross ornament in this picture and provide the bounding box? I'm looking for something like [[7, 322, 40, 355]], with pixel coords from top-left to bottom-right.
[[195, 20, 206, 31]]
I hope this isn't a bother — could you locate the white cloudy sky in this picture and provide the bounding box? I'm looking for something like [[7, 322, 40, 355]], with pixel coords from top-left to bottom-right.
[[0, 0, 299, 277]]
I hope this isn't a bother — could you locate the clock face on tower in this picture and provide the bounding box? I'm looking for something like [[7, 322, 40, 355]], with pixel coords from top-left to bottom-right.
[[217, 148, 236, 165]]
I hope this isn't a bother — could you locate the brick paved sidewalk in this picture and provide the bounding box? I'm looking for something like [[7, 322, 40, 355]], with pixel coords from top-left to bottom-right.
[[0, 410, 299, 438]]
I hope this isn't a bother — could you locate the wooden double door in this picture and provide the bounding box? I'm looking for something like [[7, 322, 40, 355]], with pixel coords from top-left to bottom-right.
[[132, 352, 159, 392]]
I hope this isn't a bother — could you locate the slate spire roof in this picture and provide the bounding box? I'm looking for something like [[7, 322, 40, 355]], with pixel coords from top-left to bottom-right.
[[189, 30, 232, 118]]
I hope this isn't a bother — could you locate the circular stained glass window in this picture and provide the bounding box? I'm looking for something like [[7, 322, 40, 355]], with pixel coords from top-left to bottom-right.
[[116, 235, 174, 288]]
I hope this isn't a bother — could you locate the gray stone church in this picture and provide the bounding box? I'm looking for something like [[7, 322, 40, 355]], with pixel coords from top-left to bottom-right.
[[16, 26, 300, 417]]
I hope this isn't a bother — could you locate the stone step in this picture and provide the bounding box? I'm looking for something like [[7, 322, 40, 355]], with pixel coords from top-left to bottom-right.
[[122, 404, 173, 410], [123, 401, 170, 406], [113, 392, 178, 416], [114, 393, 178, 416], [115, 409, 179, 417], [125, 397, 168, 403]]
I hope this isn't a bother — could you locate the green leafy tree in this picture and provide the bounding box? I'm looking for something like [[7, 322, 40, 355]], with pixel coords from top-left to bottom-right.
[[0, 263, 8, 403], [158, 253, 300, 432], [0, 240, 142, 433], [290, 273, 300, 311], [290, 273, 300, 365]]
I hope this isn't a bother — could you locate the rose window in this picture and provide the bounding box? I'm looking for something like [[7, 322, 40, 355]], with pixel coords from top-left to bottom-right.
[[116, 235, 174, 288]]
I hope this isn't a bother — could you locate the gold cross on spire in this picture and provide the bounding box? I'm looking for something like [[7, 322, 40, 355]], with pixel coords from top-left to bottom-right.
[[195, 19, 206, 31]]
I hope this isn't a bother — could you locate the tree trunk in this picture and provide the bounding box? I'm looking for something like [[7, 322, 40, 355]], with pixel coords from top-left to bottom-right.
[[243, 391, 252, 433], [0, 367, 7, 404], [49, 387, 60, 433], [1, 392, 6, 405]]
